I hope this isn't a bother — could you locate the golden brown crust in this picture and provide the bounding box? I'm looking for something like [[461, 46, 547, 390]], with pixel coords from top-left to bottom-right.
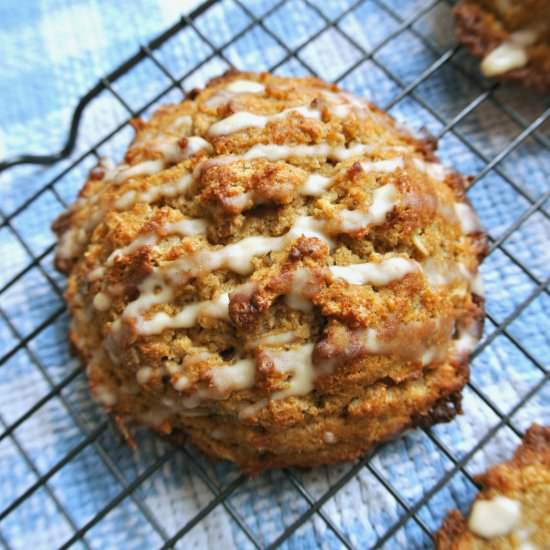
[[454, 1, 550, 91], [53, 70, 486, 473], [436, 424, 550, 549]]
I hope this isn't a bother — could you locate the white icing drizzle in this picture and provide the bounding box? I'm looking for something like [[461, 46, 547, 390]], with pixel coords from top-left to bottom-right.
[[329, 104, 353, 117], [422, 258, 452, 287], [210, 143, 407, 165], [208, 106, 320, 136], [320, 90, 371, 118], [482, 43, 527, 77], [115, 174, 192, 210], [337, 317, 462, 366], [183, 136, 212, 158], [300, 173, 332, 196], [112, 137, 210, 185], [224, 192, 252, 210], [168, 353, 256, 405], [361, 328, 384, 353], [88, 266, 106, 282], [148, 141, 182, 164], [225, 80, 265, 93], [421, 347, 437, 366], [333, 183, 398, 232], [330, 257, 418, 286], [136, 293, 230, 335], [468, 496, 521, 539], [413, 158, 449, 181], [112, 160, 165, 184], [186, 216, 331, 275], [123, 276, 173, 327], [454, 202, 481, 234], [205, 79, 265, 108], [134, 343, 321, 415], [452, 324, 480, 359], [106, 234, 158, 266], [106, 217, 206, 266], [57, 228, 84, 260], [422, 259, 482, 295], [165, 217, 208, 236], [471, 271, 485, 297], [92, 217, 208, 313], [209, 358, 255, 393], [361, 157, 405, 174], [168, 114, 192, 132], [457, 264, 485, 297], [285, 268, 315, 312], [165, 357, 201, 393], [437, 200, 481, 236], [265, 343, 316, 400], [218, 156, 406, 209], [114, 191, 137, 210], [481, 30, 538, 77]]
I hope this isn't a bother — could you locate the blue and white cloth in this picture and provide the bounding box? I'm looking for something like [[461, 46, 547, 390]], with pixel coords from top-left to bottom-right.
[[0, 0, 548, 548]]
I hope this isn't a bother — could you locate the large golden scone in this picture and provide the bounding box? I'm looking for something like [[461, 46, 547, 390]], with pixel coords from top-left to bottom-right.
[[454, 0, 550, 91], [436, 424, 550, 549], [53, 71, 486, 473]]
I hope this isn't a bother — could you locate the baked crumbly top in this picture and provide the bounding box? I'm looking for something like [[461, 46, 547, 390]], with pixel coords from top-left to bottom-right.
[[436, 424, 550, 549], [454, 0, 550, 91], [53, 71, 486, 472]]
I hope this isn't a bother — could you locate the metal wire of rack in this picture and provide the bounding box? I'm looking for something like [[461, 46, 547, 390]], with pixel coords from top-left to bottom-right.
[[0, 0, 548, 548]]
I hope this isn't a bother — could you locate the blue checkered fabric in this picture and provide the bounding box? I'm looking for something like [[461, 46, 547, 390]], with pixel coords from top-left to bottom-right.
[[0, 0, 549, 548]]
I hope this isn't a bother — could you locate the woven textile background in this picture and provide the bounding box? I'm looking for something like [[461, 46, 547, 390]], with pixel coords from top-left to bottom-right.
[[0, 0, 549, 548]]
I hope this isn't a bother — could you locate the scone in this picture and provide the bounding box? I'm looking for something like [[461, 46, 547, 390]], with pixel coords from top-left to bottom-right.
[[53, 71, 486, 473], [436, 424, 550, 549], [454, 0, 550, 91]]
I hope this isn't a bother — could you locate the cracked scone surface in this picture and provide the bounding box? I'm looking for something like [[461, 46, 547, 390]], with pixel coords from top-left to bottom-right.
[[454, 0, 550, 91], [436, 424, 550, 549], [53, 71, 486, 473]]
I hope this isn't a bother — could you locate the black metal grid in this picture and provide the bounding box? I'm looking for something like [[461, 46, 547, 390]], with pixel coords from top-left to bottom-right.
[[0, 0, 548, 548]]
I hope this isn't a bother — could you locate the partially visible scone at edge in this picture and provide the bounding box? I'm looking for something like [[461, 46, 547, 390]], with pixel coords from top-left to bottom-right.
[[52, 70, 486, 474], [436, 424, 550, 549], [454, 0, 550, 91]]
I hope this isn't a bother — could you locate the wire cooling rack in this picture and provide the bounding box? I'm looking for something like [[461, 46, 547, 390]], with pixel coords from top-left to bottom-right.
[[0, 0, 548, 548]]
